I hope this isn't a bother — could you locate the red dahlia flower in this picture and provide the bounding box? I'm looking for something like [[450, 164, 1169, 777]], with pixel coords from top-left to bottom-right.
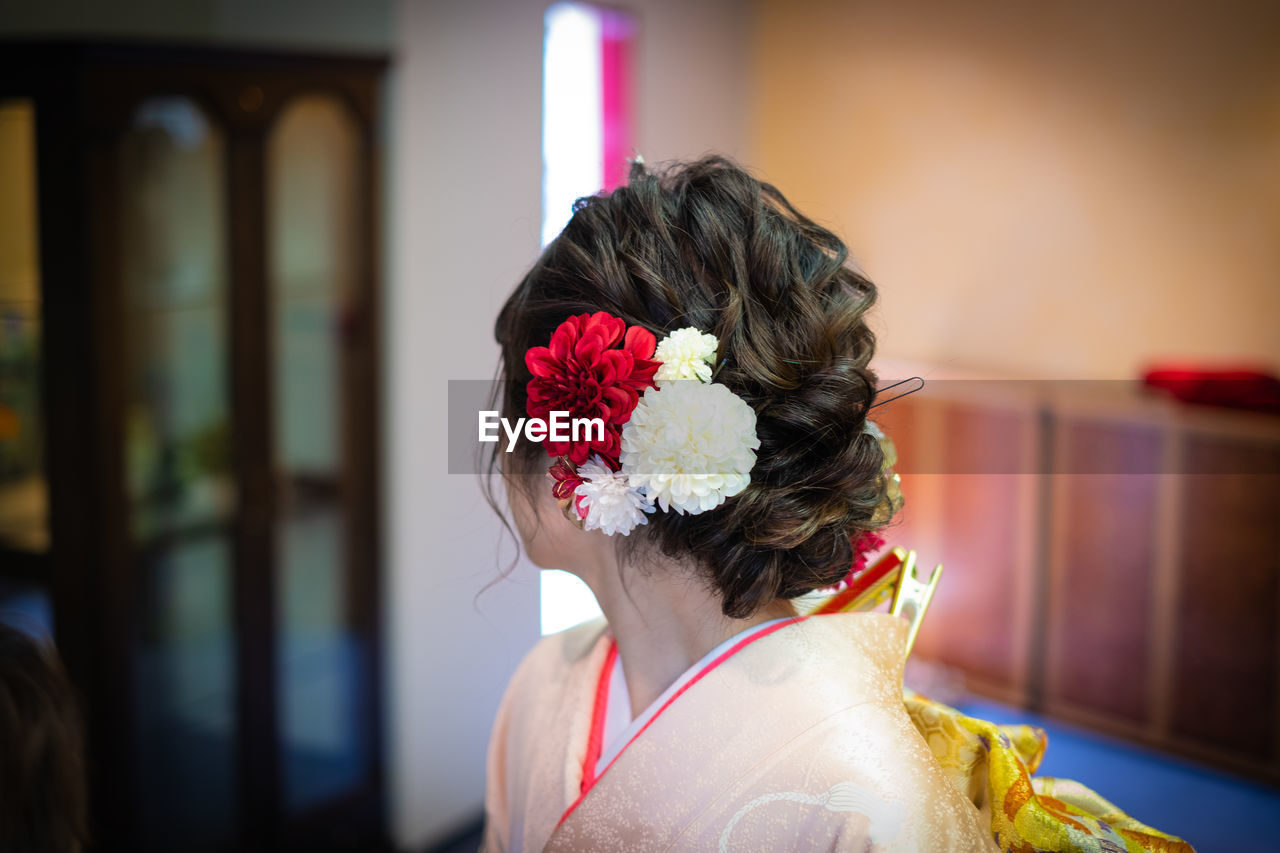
[[526, 312, 660, 466]]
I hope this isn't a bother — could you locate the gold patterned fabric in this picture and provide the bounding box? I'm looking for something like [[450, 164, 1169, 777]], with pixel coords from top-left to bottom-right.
[[903, 690, 1196, 853]]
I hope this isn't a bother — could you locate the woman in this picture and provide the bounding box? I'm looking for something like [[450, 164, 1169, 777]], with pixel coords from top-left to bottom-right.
[[481, 157, 1192, 852]]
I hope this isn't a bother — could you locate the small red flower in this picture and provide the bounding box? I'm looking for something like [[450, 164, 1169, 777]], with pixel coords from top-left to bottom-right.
[[839, 529, 887, 588], [548, 459, 590, 520], [526, 312, 660, 466], [548, 458, 584, 500]]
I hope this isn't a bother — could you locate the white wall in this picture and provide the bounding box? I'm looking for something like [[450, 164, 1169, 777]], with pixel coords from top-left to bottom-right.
[[630, 0, 752, 165], [386, 0, 545, 847], [388, 0, 752, 848], [749, 0, 1280, 379]]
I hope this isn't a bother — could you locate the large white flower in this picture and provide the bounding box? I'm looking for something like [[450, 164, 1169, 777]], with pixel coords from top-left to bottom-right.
[[653, 327, 718, 383], [620, 380, 759, 515], [574, 455, 655, 536]]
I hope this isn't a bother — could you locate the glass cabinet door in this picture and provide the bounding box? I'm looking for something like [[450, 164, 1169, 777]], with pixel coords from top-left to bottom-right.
[[267, 94, 374, 814], [117, 95, 238, 849], [9, 44, 385, 850], [0, 99, 46, 556], [0, 97, 52, 638]]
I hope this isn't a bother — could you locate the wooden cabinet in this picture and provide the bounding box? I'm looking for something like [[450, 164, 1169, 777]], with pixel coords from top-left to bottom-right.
[[1168, 434, 1280, 768], [0, 42, 387, 851], [878, 378, 1280, 782], [875, 389, 1041, 707]]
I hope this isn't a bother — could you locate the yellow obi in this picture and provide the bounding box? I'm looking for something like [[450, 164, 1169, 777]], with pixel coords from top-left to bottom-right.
[[904, 689, 1195, 853]]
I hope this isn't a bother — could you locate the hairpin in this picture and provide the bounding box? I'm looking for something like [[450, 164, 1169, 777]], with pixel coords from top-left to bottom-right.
[[870, 376, 924, 409]]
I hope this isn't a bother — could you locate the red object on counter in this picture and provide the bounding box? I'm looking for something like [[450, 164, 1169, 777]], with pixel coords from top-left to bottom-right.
[[1141, 365, 1280, 415]]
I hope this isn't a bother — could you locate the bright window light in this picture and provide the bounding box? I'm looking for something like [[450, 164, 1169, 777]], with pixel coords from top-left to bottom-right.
[[542, 2, 602, 247], [540, 569, 603, 636], [542, 2, 635, 247]]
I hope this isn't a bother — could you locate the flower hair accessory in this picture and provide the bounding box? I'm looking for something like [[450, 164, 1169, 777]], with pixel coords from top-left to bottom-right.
[[525, 312, 660, 466], [527, 312, 760, 535]]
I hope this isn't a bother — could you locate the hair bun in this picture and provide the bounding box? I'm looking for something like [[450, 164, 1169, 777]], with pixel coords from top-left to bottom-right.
[[492, 155, 900, 618]]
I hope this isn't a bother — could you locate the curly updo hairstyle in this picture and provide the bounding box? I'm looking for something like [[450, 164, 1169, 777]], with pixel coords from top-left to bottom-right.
[[492, 155, 898, 619]]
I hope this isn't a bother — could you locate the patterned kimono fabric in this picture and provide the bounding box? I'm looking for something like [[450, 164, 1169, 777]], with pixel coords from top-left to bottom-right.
[[904, 692, 1193, 853], [482, 611, 1195, 853]]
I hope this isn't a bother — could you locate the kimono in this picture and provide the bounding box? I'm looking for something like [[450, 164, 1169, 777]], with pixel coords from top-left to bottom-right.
[[481, 608, 1196, 853], [482, 611, 997, 851]]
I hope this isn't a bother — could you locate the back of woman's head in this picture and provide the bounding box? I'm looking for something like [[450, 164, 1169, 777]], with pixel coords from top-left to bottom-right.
[[494, 155, 896, 618], [0, 625, 88, 853]]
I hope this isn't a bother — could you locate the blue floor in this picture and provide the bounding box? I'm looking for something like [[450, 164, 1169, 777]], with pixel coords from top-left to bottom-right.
[[955, 698, 1280, 853]]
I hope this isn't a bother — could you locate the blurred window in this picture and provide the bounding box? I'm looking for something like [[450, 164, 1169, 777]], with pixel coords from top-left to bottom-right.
[[541, 2, 636, 246]]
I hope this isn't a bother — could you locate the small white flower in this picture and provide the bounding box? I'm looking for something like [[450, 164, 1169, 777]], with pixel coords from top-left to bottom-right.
[[620, 380, 759, 515], [654, 327, 719, 383], [574, 455, 656, 536]]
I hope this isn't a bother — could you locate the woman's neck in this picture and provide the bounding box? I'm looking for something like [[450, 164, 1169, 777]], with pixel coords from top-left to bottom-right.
[[580, 556, 797, 719]]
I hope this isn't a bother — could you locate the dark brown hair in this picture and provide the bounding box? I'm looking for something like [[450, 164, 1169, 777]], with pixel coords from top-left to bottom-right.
[[0, 625, 88, 853], [491, 155, 896, 618]]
